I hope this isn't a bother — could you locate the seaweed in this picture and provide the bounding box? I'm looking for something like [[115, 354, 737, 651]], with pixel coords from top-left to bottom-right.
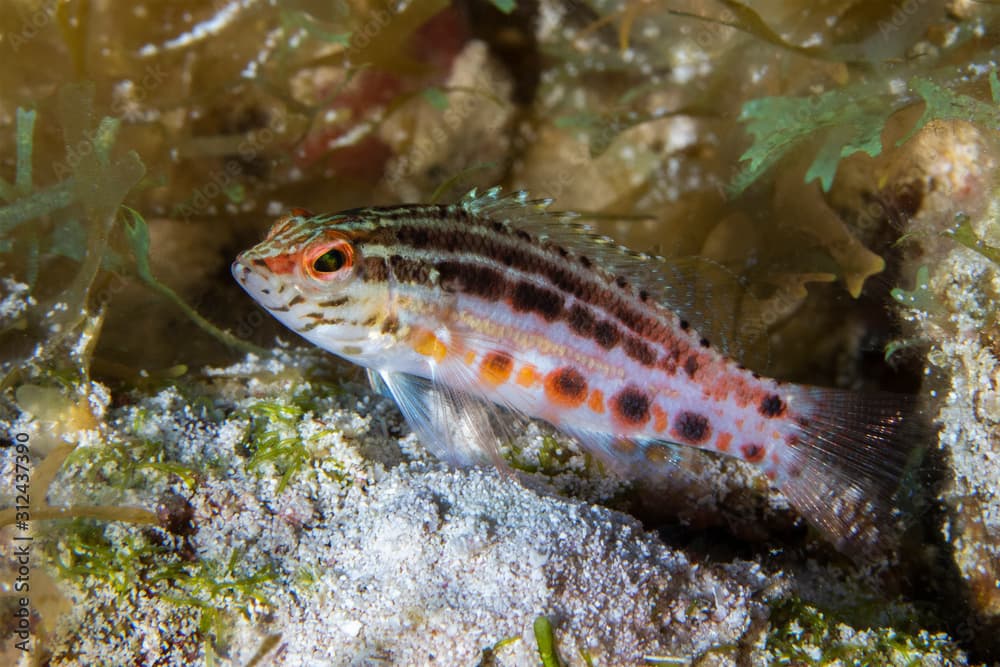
[[239, 395, 350, 493], [121, 207, 268, 356], [51, 519, 273, 658], [765, 596, 959, 665], [533, 615, 563, 667], [732, 68, 1000, 194], [0, 84, 268, 387], [945, 215, 1000, 267], [732, 82, 897, 194]]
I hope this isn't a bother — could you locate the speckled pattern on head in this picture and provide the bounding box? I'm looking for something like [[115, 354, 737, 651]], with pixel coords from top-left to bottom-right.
[[233, 187, 921, 558]]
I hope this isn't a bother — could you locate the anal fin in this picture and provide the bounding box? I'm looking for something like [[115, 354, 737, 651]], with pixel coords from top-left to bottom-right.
[[369, 369, 507, 469]]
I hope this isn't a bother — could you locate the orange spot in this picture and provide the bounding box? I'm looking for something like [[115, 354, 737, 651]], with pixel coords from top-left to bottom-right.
[[516, 365, 539, 387], [766, 469, 777, 481], [464, 351, 476, 365], [716, 432, 732, 453], [734, 418, 745, 430], [480, 351, 513, 386], [588, 389, 605, 414], [413, 331, 447, 362], [544, 367, 588, 408], [651, 404, 668, 433], [770, 451, 781, 465]]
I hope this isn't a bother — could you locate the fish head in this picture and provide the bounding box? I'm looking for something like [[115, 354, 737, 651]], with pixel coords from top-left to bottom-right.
[[232, 208, 394, 361]]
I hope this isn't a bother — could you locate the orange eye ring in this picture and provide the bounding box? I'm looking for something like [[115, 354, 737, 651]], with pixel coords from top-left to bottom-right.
[[303, 236, 354, 280]]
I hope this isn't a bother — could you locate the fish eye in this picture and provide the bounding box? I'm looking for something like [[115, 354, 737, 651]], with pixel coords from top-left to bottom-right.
[[313, 248, 345, 273], [304, 237, 354, 280]]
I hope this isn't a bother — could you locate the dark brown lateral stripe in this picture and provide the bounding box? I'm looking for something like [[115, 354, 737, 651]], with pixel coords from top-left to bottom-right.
[[362, 256, 388, 282], [437, 260, 508, 300], [388, 254, 430, 284], [623, 336, 656, 365], [366, 211, 682, 361], [593, 321, 620, 350], [568, 303, 595, 336], [511, 281, 564, 321]]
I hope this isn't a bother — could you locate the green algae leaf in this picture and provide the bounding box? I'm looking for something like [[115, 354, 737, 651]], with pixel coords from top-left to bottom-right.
[[732, 87, 895, 194], [489, 0, 516, 14], [890, 265, 933, 310], [898, 75, 1000, 145], [421, 86, 449, 110], [945, 217, 1000, 265], [533, 616, 562, 667], [15, 108, 36, 196], [122, 207, 268, 356], [281, 10, 351, 45]]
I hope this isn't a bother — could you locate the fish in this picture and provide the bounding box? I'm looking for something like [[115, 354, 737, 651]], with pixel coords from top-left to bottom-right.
[[232, 187, 921, 556]]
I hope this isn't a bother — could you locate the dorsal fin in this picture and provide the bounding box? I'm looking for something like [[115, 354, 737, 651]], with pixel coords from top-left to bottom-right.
[[459, 187, 770, 369]]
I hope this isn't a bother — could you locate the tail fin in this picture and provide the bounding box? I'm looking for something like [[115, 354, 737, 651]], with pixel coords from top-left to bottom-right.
[[780, 386, 927, 559]]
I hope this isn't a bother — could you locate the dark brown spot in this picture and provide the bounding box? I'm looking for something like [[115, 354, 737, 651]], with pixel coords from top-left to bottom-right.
[[593, 321, 620, 349], [362, 314, 378, 327], [740, 443, 766, 463], [299, 317, 345, 332], [699, 338, 710, 348], [759, 394, 785, 418], [579, 255, 592, 268], [615, 276, 628, 289], [511, 281, 563, 321], [673, 411, 711, 444], [317, 296, 350, 308], [623, 336, 656, 366], [545, 367, 588, 406], [611, 386, 651, 426], [568, 303, 595, 336], [515, 229, 531, 242], [252, 258, 268, 268], [679, 319, 690, 330], [639, 289, 650, 302], [683, 355, 699, 379], [381, 314, 400, 334]]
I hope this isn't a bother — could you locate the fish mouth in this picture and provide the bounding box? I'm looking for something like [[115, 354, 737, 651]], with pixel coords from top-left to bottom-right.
[[231, 258, 293, 312]]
